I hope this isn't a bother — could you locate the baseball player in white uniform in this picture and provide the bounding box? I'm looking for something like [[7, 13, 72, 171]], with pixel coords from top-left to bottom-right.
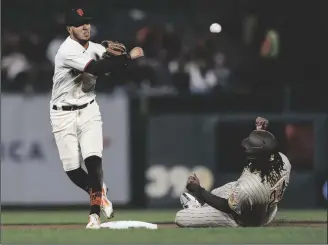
[[49, 8, 144, 229], [176, 117, 292, 227]]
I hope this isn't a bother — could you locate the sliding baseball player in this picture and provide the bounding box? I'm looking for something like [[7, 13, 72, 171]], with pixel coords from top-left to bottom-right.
[[176, 117, 292, 227]]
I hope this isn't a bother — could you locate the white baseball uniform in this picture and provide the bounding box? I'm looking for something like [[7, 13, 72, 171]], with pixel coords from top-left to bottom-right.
[[175, 152, 292, 227], [50, 36, 106, 171]]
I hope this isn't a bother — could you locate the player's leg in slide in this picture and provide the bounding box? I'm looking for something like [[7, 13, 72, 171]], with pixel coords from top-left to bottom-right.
[[175, 182, 239, 228], [78, 101, 114, 228], [175, 204, 238, 227]]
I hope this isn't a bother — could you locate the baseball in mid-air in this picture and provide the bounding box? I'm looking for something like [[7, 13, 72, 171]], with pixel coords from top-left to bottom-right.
[[209, 23, 222, 33]]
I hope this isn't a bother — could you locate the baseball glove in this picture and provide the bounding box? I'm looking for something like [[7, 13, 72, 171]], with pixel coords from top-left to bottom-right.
[[101, 40, 127, 58]]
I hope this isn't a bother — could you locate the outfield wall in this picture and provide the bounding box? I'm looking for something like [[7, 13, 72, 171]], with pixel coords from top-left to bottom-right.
[[1, 93, 327, 209], [1, 94, 130, 206]]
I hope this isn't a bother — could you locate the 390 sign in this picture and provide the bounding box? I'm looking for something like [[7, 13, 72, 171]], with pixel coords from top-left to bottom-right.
[[145, 165, 214, 199]]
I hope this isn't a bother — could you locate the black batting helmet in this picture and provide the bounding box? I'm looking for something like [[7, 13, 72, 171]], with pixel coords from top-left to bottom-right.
[[241, 129, 278, 154]]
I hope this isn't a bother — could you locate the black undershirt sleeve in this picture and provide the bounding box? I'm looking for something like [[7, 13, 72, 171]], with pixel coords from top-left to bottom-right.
[[84, 55, 129, 76], [187, 183, 233, 214]]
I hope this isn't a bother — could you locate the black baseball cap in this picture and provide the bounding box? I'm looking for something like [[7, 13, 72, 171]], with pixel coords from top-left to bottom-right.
[[66, 8, 92, 27]]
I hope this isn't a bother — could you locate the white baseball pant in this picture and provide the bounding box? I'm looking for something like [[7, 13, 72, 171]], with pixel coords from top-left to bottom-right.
[[50, 100, 103, 171], [175, 182, 239, 227]]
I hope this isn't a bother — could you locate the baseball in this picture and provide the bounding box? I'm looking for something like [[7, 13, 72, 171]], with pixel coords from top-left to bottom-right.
[[209, 23, 222, 33]]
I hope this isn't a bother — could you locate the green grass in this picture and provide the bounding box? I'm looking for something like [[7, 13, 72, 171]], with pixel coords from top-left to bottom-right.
[[3, 227, 327, 244], [1, 209, 327, 244]]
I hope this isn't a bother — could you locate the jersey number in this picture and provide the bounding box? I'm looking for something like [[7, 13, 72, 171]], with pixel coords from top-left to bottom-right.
[[268, 180, 286, 209]]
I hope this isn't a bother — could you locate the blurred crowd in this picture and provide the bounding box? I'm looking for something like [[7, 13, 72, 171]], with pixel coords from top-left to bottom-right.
[[2, 0, 323, 95]]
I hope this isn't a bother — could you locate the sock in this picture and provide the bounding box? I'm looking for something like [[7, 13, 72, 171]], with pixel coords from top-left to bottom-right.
[[66, 167, 89, 193], [85, 155, 103, 216]]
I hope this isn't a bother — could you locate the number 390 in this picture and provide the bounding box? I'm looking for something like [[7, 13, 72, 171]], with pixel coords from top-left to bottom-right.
[[145, 165, 214, 199]]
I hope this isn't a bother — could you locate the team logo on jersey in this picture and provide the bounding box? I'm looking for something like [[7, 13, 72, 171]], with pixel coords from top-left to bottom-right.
[[76, 9, 84, 16]]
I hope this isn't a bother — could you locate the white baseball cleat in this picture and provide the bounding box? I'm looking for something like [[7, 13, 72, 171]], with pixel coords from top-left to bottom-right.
[[101, 183, 114, 219], [86, 213, 101, 229], [180, 192, 201, 209]]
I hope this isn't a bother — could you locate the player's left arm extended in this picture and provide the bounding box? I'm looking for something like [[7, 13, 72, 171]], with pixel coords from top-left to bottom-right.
[[187, 183, 233, 214]]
